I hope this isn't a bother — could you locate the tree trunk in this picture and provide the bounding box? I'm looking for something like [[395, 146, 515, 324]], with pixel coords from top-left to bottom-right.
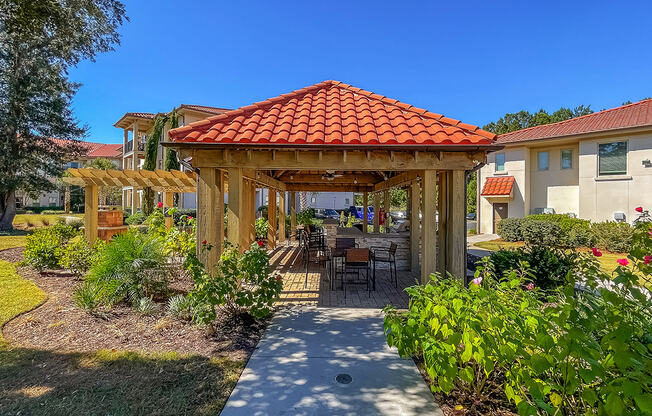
[[64, 186, 71, 213], [0, 191, 17, 231]]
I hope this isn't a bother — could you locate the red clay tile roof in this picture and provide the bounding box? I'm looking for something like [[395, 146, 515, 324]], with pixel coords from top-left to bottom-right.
[[168, 80, 496, 146], [178, 104, 231, 115], [123, 112, 157, 119], [51, 139, 122, 159], [481, 176, 515, 196], [497, 99, 652, 144]]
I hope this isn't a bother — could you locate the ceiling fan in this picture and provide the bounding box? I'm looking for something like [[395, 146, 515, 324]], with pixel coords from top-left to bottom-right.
[[322, 170, 343, 181]]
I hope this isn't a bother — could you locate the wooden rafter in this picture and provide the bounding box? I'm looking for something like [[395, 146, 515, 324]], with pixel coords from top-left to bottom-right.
[[62, 168, 197, 193]]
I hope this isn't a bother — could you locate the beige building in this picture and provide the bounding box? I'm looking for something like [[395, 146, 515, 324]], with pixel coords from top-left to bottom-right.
[[478, 99, 652, 234]]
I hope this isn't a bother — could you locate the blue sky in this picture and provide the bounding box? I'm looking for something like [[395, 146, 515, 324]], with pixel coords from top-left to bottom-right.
[[70, 0, 652, 144]]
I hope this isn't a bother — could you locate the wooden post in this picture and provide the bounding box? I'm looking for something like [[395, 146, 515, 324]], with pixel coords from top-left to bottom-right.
[[216, 170, 225, 257], [84, 184, 98, 243], [290, 191, 297, 241], [227, 167, 246, 250], [446, 170, 466, 279], [373, 192, 380, 232], [268, 188, 277, 249], [410, 181, 420, 273], [421, 170, 437, 284], [131, 188, 138, 214], [164, 191, 174, 230], [197, 168, 219, 267], [437, 172, 448, 276], [383, 189, 390, 232], [278, 191, 286, 243], [248, 181, 256, 246], [363, 191, 369, 233]]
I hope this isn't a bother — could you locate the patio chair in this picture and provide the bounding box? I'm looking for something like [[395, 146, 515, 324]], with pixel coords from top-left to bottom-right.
[[343, 248, 372, 298], [371, 242, 398, 288], [302, 231, 327, 287], [330, 238, 358, 290]]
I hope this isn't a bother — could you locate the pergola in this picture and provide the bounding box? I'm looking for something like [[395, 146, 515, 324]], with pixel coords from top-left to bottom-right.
[[166, 81, 500, 283], [62, 168, 197, 241]]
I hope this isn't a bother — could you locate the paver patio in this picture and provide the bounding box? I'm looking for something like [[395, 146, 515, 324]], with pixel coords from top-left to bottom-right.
[[221, 307, 442, 416]]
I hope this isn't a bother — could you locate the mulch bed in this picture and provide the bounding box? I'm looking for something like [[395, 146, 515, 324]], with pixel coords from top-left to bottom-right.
[[1, 247, 269, 362]]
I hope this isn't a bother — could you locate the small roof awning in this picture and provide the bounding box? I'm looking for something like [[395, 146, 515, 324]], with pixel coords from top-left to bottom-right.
[[481, 176, 515, 198]]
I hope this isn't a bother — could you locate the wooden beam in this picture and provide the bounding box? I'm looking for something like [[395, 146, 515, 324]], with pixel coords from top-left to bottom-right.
[[277, 173, 379, 185], [290, 192, 296, 241], [164, 191, 174, 230], [241, 169, 286, 191], [374, 171, 421, 192], [373, 192, 380, 233], [197, 168, 219, 268], [437, 172, 448, 276], [421, 170, 437, 284], [409, 181, 420, 272], [446, 170, 466, 279], [268, 188, 277, 249], [284, 183, 374, 192], [227, 168, 245, 249], [192, 149, 484, 171], [363, 192, 369, 233], [278, 191, 286, 243], [216, 170, 225, 258], [84, 184, 98, 243]]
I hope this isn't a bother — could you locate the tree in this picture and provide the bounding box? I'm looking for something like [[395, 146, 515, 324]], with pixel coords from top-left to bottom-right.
[[85, 158, 120, 205], [164, 111, 181, 171], [142, 114, 167, 215], [0, 0, 127, 230]]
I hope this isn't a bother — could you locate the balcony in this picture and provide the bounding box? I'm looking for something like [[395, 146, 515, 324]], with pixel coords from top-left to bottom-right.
[[125, 140, 145, 154]]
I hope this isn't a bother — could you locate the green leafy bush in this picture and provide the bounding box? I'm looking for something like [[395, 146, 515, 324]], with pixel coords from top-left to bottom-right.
[[521, 219, 563, 246], [527, 214, 592, 248], [590, 221, 633, 253], [73, 281, 102, 312], [385, 233, 652, 415], [173, 209, 196, 225], [489, 245, 580, 290], [167, 294, 192, 320], [41, 210, 66, 215], [134, 297, 158, 315], [497, 217, 524, 241], [296, 208, 316, 226], [59, 236, 105, 277], [255, 217, 269, 239], [23, 223, 80, 271], [186, 242, 282, 324], [81, 230, 169, 306], [125, 212, 146, 225]]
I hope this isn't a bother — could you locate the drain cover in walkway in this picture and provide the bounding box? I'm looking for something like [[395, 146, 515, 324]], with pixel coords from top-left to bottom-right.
[[335, 373, 353, 384]]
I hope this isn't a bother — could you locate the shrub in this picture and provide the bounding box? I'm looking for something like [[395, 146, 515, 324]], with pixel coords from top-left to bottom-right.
[[24, 206, 64, 214], [42, 210, 66, 215], [59, 236, 105, 277], [134, 297, 158, 315], [527, 214, 592, 248], [167, 294, 192, 320], [73, 282, 102, 312], [255, 217, 268, 239], [521, 219, 563, 246], [186, 242, 282, 324], [590, 221, 633, 252], [125, 212, 146, 225], [297, 208, 316, 226], [497, 217, 524, 241], [489, 245, 581, 290], [84, 231, 168, 306], [23, 223, 80, 271], [173, 209, 196, 225]]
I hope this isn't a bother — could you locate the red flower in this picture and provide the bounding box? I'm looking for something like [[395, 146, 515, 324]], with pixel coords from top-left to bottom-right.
[[187, 216, 193, 220], [591, 247, 602, 257], [635, 206, 643, 213], [275, 275, 282, 282], [617, 258, 629, 266], [157, 202, 163, 208], [202, 240, 207, 245], [526, 283, 535, 290], [257, 240, 264, 247], [644, 255, 652, 265], [242, 249, 247, 254]]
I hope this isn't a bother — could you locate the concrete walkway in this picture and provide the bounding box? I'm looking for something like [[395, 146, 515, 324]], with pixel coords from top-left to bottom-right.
[[221, 307, 442, 416]]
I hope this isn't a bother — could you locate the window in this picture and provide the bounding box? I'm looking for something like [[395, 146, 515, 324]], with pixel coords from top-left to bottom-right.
[[345, 198, 350, 205], [598, 141, 627, 176], [495, 153, 505, 171], [311, 197, 316, 204], [538, 151, 549, 171], [561, 149, 573, 169], [66, 161, 80, 168]]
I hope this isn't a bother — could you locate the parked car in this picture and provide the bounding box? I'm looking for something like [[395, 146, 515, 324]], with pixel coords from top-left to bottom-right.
[[466, 212, 476, 220], [390, 210, 406, 222], [324, 208, 340, 219], [347, 205, 374, 222]]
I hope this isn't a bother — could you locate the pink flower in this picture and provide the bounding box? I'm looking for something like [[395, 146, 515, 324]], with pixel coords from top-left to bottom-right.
[[526, 283, 535, 290], [635, 206, 643, 213], [591, 248, 602, 257], [471, 277, 482, 285], [157, 202, 163, 208], [242, 249, 247, 254], [617, 258, 629, 266], [644, 255, 652, 265], [257, 240, 264, 247]]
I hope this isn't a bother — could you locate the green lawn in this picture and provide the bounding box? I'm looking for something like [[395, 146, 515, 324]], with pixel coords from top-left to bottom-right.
[[474, 240, 631, 276], [0, 235, 244, 415], [12, 213, 83, 228], [0, 234, 28, 251]]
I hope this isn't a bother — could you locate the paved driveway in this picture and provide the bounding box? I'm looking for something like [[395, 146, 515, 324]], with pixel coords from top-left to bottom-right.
[[221, 307, 442, 416]]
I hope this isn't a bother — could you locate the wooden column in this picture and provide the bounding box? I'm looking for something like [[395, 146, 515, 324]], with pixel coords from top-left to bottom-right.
[[410, 181, 420, 273], [197, 167, 219, 267], [278, 191, 286, 243], [268, 188, 277, 249], [373, 192, 380, 232], [164, 191, 174, 230], [437, 172, 448, 275], [421, 170, 437, 284], [446, 170, 466, 279], [131, 188, 138, 214], [84, 184, 98, 243], [290, 191, 297, 241], [363, 191, 369, 233], [227, 167, 246, 250], [243, 180, 255, 247], [216, 170, 225, 257], [383, 189, 390, 232]]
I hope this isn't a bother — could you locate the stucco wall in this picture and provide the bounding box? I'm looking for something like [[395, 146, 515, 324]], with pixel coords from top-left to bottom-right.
[[578, 133, 652, 222], [528, 144, 580, 215]]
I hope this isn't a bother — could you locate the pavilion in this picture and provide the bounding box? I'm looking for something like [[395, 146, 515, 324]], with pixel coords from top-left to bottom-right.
[[165, 81, 500, 283]]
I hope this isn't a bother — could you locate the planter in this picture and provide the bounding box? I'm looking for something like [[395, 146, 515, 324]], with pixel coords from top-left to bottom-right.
[[97, 208, 128, 242]]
